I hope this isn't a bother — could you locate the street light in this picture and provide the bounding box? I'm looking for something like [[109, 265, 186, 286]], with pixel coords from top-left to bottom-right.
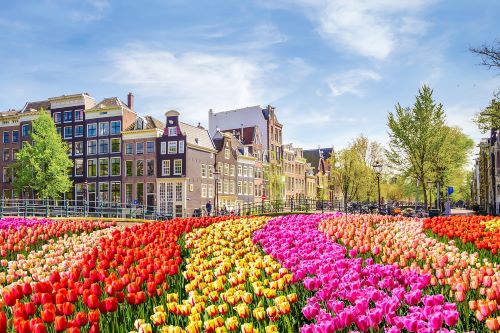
[[214, 171, 220, 216], [372, 161, 382, 213]]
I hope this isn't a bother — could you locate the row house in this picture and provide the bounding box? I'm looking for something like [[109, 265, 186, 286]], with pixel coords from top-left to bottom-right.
[[156, 110, 216, 218], [283, 143, 308, 200], [212, 131, 257, 213], [208, 105, 283, 200], [303, 147, 341, 202]]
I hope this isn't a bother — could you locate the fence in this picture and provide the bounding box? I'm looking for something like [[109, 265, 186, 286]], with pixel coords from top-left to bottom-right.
[[0, 198, 347, 219]]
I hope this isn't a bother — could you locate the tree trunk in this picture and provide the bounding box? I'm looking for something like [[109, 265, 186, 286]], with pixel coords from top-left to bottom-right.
[[422, 182, 428, 210]]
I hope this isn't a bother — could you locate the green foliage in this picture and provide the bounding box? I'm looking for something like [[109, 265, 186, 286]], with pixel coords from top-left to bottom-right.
[[387, 85, 473, 208], [264, 159, 284, 201], [473, 98, 500, 133], [12, 110, 73, 199]]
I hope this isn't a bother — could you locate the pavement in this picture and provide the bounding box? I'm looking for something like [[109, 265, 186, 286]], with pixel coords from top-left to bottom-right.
[[450, 208, 474, 216]]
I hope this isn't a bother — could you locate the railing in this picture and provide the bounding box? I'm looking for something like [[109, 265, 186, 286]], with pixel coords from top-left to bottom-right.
[[0, 199, 165, 220]]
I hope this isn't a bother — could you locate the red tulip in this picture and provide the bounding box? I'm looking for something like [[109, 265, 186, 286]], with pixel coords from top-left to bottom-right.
[[22, 283, 33, 296], [68, 327, 81, 333], [16, 320, 30, 333], [75, 311, 88, 327], [0, 311, 6, 333], [55, 316, 67, 332], [88, 309, 100, 323], [41, 293, 52, 305], [89, 323, 100, 333], [33, 323, 47, 333], [63, 302, 75, 316], [67, 289, 78, 303], [24, 302, 36, 316], [136, 291, 146, 304], [41, 309, 55, 323], [86, 294, 99, 309], [3, 291, 16, 306], [103, 297, 118, 313]]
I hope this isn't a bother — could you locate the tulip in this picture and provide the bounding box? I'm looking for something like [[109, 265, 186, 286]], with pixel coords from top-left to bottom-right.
[[225, 317, 238, 331], [55, 316, 68, 332], [41, 309, 55, 323]]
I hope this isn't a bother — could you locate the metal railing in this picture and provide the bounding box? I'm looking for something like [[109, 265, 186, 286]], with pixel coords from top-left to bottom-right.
[[0, 199, 166, 220]]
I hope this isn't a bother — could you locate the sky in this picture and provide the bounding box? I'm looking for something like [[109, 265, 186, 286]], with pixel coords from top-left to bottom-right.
[[0, 0, 499, 154]]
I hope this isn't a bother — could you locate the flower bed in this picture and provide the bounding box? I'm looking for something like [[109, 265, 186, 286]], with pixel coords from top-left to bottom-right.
[[319, 214, 500, 332], [0, 216, 235, 333], [423, 216, 500, 255], [0, 218, 114, 262]]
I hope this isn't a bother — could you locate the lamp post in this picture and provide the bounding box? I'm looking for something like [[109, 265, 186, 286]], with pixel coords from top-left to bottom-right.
[[214, 171, 220, 216], [372, 161, 382, 213]]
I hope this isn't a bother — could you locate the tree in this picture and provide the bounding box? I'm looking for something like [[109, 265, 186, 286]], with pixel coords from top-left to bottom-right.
[[470, 41, 500, 71], [473, 98, 500, 133], [387, 85, 449, 209], [12, 110, 73, 199]]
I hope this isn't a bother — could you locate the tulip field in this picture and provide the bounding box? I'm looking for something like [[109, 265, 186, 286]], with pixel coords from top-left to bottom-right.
[[0, 214, 499, 332]]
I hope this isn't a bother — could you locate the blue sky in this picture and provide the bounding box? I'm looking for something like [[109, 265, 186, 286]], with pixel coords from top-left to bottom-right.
[[0, 0, 499, 153]]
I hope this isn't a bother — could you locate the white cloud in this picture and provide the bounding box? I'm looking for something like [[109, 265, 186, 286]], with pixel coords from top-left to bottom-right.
[[70, 0, 109, 22], [262, 0, 432, 60], [106, 44, 310, 124], [327, 69, 381, 96]]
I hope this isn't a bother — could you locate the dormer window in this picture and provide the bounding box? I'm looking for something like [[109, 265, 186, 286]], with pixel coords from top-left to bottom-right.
[[168, 127, 177, 136], [136, 118, 145, 130]]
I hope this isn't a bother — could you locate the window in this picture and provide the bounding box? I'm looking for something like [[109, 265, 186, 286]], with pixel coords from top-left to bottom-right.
[[201, 164, 207, 178], [243, 166, 248, 177], [64, 126, 73, 139], [99, 182, 109, 202], [111, 182, 120, 202], [243, 182, 248, 195], [71, 142, 82, 155], [224, 163, 229, 176], [201, 184, 207, 198], [2, 132, 9, 143], [87, 159, 97, 177], [137, 183, 144, 204], [179, 140, 185, 153], [168, 141, 177, 154], [168, 127, 177, 136], [99, 158, 109, 176], [208, 166, 213, 179], [230, 165, 235, 177], [238, 165, 242, 176], [67, 143, 73, 156], [208, 184, 214, 198], [12, 149, 18, 160], [22, 124, 29, 138], [223, 180, 229, 194], [249, 167, 253, 178], [224, 148, 230, 159], [99, 122, 109, 136], [3, 148, 10, 161], [126, 161, 133, 177], [12, 131, 18, 143], [174, 159, 182, 175], [111, 157, 121, 176], [147, 183, 155, 194], [217, 180, 222, 193], [175, 183, 182, 201], [87, 140, 97, 155], [3, 167, 11, 183], [136, 160, 144, 176], [64, 111, 73, 122], [75, 110, 83, 121], [249, 183, 254, 195], [147, 159, 154, 176], [74, 159, 84, 176], [126, 184, 133, 203], [146, 141, 154, 153], [230, 181, 235, 194], [111, 138, 120, 153], [136, 142, 144, 154], [54, 113, 61, 123], [87, 123, 97, 137], [217, 162, 223, 174], [99, 139, 109, 154], [75, 125, 84, 137], [161, 142, 166, 154], [238, 181, 242, 195], [162, 160, 170, 176], [125, 143, 133, 155], [56, 127, 61, 135], [111, 121, 121, 135]]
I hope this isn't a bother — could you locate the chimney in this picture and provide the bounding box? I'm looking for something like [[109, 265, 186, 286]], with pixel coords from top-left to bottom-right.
[[127, 92, 134, 110]]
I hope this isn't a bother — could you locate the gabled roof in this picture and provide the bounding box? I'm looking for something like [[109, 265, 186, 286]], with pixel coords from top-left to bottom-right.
[[21, 100, 50, 112], [0, 109, 20, 117], [180, 122, 215, 151], [124, 116, 164, 131], [303, 148, 333, 173], [88, 97, 131, 111]]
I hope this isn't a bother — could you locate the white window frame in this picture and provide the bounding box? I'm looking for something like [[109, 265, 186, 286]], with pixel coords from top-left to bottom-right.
[[238, 165, 242, 176], [201, 184, 207, 198], [249, 167, 254, 178], [111, 157, 121, 176], [74, 159, 84, 176], [173, 159, 182, 175], [179, 140, 185, 153], [168, 127, 177, 136], [99, 139, 109, 154], [99, 122, 110, 136], [136, 142, 144, 154], [208, 184, 214, 198], [168, 141, 177, 154], [208, 166, 213, 179], [64, 126, 72, 139], [99, 158, 109, 176], [75, 125, 84, 137], [54, 112, 61, 123], [87, 159, 97, 177], [162, 160, 170, 176], [201, 164, 207, 178], [125, 143, 133, 155], [110, 121, 121, 135], [111, 138, 121, 153], [237, 181, 242, 195], [146, 141, 155, 153], [87, 123, 97, 137], [87, 140, 97, 155]]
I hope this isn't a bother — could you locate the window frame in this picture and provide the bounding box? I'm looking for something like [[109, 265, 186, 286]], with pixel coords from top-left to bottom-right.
[[173, 159, 182, 175], [87, 123, 97, 137], [87, 159, 97, 177]]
